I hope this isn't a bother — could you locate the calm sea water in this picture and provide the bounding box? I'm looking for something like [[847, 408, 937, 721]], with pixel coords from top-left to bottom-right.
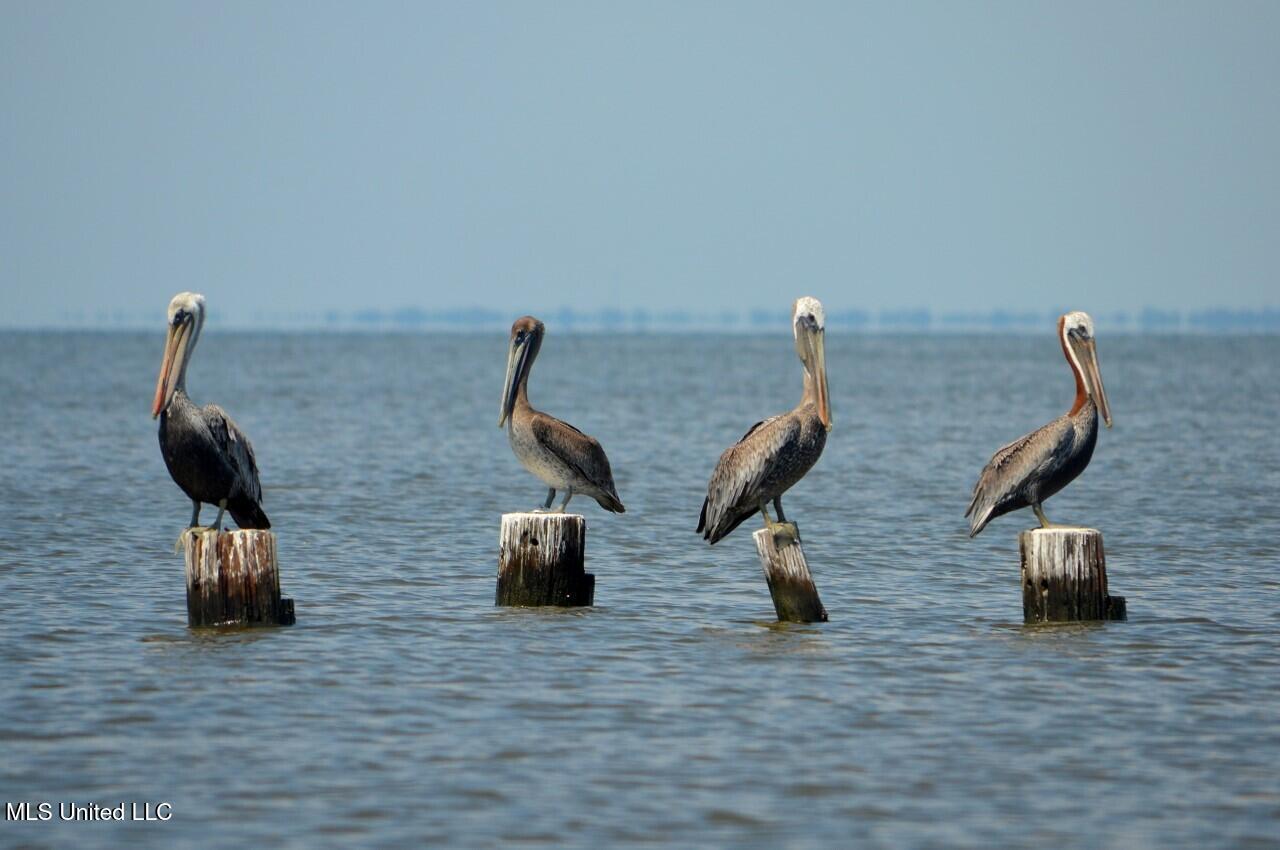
[[1, 331, 1278, 848]]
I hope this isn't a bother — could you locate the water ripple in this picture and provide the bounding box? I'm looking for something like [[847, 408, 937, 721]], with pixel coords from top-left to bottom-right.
[[1, 332, 1278, 847]]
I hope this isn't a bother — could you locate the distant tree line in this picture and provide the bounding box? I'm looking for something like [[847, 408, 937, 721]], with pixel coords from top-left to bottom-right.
[[36, 305, 1280, 333]]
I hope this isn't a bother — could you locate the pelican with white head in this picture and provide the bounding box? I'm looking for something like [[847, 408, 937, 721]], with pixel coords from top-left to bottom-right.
[[966, 310, 1114, 536], [154, 292, 270, 536], [698, 295, 833, 547]]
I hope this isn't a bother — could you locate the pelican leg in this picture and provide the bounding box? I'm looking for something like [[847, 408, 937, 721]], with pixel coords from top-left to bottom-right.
[[212, 499, 227, 533], [1033, 503, 1057, 529], [176, 501, 213, 552], [773, 497, 787, 522], [760, 502, 800, 547], [554, 488, 574, 513], [532, 488, 556, 513]]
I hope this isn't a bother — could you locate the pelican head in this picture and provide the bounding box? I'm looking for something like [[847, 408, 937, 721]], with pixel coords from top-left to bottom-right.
[[793, 296, 831, 431], [1060, 310, 1112, 428], [499, 315, 545, 428], [152, 292, 206, 418]]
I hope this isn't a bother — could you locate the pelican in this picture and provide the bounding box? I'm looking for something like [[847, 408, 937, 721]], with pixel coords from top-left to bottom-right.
[[966, 311, 1113, 536], [698, 296, 832, 546], [498, 316, 625, 514], [153, 292, 270, 533]]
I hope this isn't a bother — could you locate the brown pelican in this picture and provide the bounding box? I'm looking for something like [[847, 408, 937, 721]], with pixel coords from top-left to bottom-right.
[[966, 311, 1113, 536], [152, 292, 270, 533], [498, 316, 625, 513], [698, 296, 832, 546]]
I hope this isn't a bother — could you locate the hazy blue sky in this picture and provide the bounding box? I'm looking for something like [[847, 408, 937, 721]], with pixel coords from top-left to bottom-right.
[[2, 1, 1277, 327]]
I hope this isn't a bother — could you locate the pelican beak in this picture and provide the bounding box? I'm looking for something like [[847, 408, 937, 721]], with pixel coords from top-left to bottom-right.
[[804, 325, 832, 430], [151, 320, 191, 418], [1084, 339, 1112, 428], [498, 337, 526, 428]]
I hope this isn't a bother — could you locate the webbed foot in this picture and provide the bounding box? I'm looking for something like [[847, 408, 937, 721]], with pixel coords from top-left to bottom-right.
[[175, 525, 216, 553], [770, 521, 801, 548]]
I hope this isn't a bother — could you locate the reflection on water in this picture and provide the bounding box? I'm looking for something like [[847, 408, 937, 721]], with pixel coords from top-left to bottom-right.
[[1, 331, 1278, 847]]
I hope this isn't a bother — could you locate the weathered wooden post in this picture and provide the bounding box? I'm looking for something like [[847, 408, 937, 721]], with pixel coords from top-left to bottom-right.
[[753, 528, 828, 623], [1019, 527, 1126, 624], [183, 529, 295, 627], [496, 513, 594, 607]]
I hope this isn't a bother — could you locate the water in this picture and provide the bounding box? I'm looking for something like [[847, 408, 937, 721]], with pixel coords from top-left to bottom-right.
[[2, 330, 1278, 848]]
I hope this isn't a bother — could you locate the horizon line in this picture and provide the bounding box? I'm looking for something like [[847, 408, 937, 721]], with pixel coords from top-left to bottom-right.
[[3, 304, 1280, 333]]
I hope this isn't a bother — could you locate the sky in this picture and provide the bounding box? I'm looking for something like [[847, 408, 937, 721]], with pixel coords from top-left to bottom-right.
[[2, 1, 1278, 328]]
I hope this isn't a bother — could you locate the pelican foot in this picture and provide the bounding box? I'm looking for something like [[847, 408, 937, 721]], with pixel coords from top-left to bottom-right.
[[770, 521, 801, 548], [174, 525, 217, 553]]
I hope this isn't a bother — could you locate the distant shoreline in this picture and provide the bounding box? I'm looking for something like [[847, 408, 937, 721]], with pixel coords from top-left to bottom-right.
[[4, 322, 1279, 336], [6, 305, 1280, 334]]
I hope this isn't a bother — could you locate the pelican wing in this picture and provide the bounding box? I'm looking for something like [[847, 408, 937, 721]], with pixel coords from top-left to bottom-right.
[[966, 415, 1074, 536], [698, 415, 796, 543], [202, 404, 264, 505], [530, 412, 622, 503]]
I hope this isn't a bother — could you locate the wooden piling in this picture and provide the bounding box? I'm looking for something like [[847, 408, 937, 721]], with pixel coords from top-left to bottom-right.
[[753, 529, 828, 623], [183, 529, 295, 627], [1019, 527, 1126, 624], [496, 513, 594, 607]]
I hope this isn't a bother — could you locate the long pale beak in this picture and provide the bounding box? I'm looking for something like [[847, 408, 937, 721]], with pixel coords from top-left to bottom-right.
[[806, 327, 832, 431], [498, 340, 526, 428], [151, 321, 190, 418], [1084, 339, 1112, 428]]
